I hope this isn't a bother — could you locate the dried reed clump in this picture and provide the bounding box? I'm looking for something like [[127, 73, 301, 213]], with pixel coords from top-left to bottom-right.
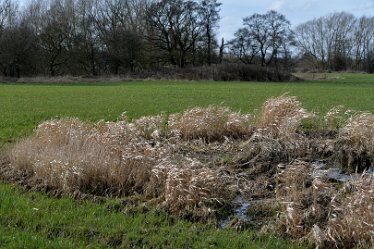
[[274, 160, 358, 248], [148, 160, 236, 219], [168, 106, 252, 141], [259, 96, 312, 137], [234, 131, 309, 169], [275, 161, 313, 238], [275, 172, 374, 248], [10, 118, 91, 172], [9, 116, 239, 219], [235, 132, 284, 168], [10, 118, 169, 196], [275, 161, 336, 241], [335, 113, 374, 172], [339, 113, 374, 151], [324, 174, 374, 248], [36, 118, 92, 146], [133, 114, 166, 139]]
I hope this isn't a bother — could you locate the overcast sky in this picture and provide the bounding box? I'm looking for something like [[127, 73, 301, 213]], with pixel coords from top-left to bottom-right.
[[219, 0, 374, 40], [18, 0, 374, 40]]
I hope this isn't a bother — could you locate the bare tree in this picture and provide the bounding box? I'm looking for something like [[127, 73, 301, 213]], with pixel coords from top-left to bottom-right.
[[198, 0, 221, 65], [70, 0, 99, 75], [38, 0, 74, 76], [328, 12, 356, 70], [95, 0, 147, 74], [230, 10, 293, 69], [229, 28, 259, 64], [353, 16, 374, 72], [0, 1, 39, 77], [146, 0, 203, 67], [295, 12, 374, 72]]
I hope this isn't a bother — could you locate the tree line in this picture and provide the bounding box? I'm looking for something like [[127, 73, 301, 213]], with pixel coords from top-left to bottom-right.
[[0, 0, 373, 78], [294, 12, 374, 72], [0, 0, 221, 77]]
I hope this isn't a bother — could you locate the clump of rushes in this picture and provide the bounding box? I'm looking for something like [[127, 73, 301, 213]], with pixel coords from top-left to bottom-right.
[[339, 113, 374, 151], [148, 159, 237, 219], [134, 114, 166, 139], [168, 105, 252, 141], [335, 113, 374, 172], [9, 110, 242, 218], [325, 174, 374, 248], [259, 95, 313, 137], [275, 161, 312, 238], [10, 118, 167, 196]]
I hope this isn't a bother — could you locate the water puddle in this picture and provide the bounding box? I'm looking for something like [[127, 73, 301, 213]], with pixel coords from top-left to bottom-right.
[[218, 195, 250, 228], [312, 161, 350, 183]]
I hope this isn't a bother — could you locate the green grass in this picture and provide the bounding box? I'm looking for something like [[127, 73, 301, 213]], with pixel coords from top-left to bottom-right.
[[1, 73, 374, 145], [0, 182, 306, 249], [1, 73, 374, 248]]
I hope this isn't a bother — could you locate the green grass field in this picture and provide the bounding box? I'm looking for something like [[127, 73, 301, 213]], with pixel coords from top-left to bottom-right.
[[1, 73, 374, 146], [1, 73, 374, 248], [0, 183, 306, 249]]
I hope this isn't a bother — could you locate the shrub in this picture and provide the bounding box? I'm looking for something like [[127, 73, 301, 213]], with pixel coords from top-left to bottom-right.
[[124, 64, 294, 82]]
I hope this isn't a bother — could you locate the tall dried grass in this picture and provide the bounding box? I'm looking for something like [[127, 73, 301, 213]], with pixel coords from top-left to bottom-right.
[[134, 114, 166, 139], [325, 173, 374, 248], [9, 111, 240, 218], [274, 160, 374, 248], [275, 161, 312, 238], [259, 95, 312, 138], [339, 113, 374, 151], [335, 113, 374, 172], [10, 118, 167, 195], [275, 160, 337, 243], [168, 106, 252, 141], [148, 160, 236, 218]]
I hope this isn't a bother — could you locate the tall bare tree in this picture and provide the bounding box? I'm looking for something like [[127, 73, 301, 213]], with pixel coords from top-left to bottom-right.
[[146, 0, 204, 67], [199, 0, 221, 65], [230, 10, 293, 69], [39, 0, 74, 76]]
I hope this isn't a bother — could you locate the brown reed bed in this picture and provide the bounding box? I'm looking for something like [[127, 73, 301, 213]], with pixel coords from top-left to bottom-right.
[[5, 95, 374, 248]]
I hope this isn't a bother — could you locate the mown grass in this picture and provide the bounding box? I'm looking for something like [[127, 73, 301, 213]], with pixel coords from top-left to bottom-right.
[[2, 74, 374, 145], [0, 182, 307, 249]]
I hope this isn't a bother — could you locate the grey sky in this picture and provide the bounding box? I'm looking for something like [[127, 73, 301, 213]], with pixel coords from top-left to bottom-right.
[[18, 0, 374, 40], [219, 0, 374, 40]]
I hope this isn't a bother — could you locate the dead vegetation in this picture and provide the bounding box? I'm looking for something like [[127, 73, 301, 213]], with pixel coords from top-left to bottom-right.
[[4, 95, 374, 248], [334, 113, 374, 172], [260, 95, 313, 137], [168, 105, 252, 141]]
